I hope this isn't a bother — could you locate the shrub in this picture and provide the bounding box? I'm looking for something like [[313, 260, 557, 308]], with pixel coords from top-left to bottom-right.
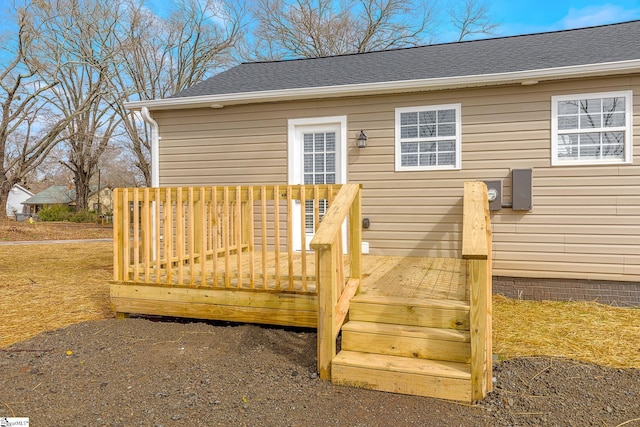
[[69, 210, 98, 223], [37, 205, 72, 222]]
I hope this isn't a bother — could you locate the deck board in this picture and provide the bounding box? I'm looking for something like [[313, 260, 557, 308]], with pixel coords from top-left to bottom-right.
[[123, 253, 468, 302], [360, 256, 468, 302]]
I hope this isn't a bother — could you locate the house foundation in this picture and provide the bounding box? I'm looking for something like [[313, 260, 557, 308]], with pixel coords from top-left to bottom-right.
[[493, 277, 640, 307]]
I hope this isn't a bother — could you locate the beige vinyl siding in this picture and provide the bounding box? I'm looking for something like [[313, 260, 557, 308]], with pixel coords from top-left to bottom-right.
[[155, 74, 640, 283]]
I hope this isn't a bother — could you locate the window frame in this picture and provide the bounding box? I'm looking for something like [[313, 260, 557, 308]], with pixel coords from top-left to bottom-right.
[[394, 103, 462, 171], [551, 91, 633, 166]]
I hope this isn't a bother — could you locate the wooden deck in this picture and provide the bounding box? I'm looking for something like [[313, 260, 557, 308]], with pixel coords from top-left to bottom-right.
[[123, 253, 468, 301], [110, 182, 491, 402]]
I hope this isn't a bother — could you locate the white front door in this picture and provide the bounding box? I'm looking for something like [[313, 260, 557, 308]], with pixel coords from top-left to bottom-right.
[[288, 116, 347, 250]]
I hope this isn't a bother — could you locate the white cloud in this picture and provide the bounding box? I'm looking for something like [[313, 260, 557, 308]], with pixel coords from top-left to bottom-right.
[[560, 4, 640, 29]]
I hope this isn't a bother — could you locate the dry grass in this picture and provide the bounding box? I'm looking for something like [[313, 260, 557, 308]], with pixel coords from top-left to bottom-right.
[[0, 219, 112, 242], [1, 241, 639, 370], [493, 294, 640, 369], [0, 242, 113, 348]]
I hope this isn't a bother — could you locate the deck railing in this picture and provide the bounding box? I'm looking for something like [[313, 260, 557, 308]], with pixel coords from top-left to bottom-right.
[[310, 184, 362, 379], [112, 185, 343, 293], [461, 181, 493, 401]]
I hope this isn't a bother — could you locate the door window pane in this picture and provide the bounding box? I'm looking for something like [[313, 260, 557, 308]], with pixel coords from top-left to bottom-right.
[[303, 131, 336, 232]]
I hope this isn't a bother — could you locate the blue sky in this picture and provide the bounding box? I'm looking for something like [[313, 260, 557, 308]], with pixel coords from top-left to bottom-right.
[[140, 1, 640, 42], [487, 0, 640, 36], [3, 1, 639, 51]]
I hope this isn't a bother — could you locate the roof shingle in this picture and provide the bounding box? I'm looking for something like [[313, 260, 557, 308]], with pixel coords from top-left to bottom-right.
[[171, 20, 640, 98]]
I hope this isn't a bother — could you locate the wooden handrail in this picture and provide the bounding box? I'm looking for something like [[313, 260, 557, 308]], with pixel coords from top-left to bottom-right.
[[462, 181, 493, 401], [112, 184, 341, 292], [310, 183, 362, 380]]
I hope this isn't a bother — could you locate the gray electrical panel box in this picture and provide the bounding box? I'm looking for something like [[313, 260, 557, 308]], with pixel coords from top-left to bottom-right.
[[512, 169, 533, 211], [483, 180, 502, 211]]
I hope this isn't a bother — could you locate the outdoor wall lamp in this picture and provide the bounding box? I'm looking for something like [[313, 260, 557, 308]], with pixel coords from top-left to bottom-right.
[[356, 130, 368, 148]]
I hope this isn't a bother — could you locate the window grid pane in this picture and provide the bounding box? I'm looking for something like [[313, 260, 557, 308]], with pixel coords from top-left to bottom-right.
[[305, 200, 328, 233], [557, 97, 626, 131], [555, 94, 628, 164], [399, 107, 458, 168], [401, 139, 456, 167], [303, 131, 336, 231], [398, 106, 458, 169]]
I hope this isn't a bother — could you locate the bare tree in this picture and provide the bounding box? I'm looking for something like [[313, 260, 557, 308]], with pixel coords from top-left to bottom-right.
[[449, 0, 498, 42], [28, 145, 74, 194], [0, 5, 73, 219], [94, 143, 144, 189], [25, 0, 125, 211], [250, 0, 435, 59], [112, 0, 246, 186]]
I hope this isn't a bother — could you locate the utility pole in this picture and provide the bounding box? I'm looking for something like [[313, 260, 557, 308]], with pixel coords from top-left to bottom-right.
[[97, 169, 101, 217]]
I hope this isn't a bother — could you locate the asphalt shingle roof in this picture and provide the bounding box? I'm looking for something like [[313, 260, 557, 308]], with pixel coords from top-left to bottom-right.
[[23, 185, 101, 205], [172, 20, 640, 99], [22, 185, 74, 205]]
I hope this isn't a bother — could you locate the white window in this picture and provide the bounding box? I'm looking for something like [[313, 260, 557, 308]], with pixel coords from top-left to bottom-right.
[[395, 104, 462, 171], [551, 91, 633, 166]]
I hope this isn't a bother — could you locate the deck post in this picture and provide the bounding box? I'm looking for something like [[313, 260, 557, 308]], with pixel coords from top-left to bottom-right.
[[311, 184, 362, 380], [142, 188, 151, 282], [316, 236, 337, 380], [112, 188, 123, 282], [122, 188, 130, 282], [469, 258, 489, 401], [462, 181, 492, 401]]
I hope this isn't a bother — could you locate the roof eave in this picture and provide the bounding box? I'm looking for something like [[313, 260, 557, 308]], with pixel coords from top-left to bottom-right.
[[125, 60, 640, 111], [12, 184, 34, 196]]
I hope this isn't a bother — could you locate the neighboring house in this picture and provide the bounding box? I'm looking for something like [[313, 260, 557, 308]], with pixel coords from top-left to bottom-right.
[[88, 186, 114, 215], [125, 21, 640, 306], [22, 185, 113, 215], [22, 185, 73, 214], [6, 184, 34, 219]]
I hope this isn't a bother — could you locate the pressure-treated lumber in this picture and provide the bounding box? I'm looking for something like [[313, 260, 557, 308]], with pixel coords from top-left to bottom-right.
[[462, 181, 489, 260], [461, 180, 493, 399], [469, 259, 489, 400], [311, 184, 363, 380], [110, 283, 317, 328], [341, 320, 470, 363], [332, 351, 472, 402], [110, 181, 492, 402], [349, 295, 470, 330]]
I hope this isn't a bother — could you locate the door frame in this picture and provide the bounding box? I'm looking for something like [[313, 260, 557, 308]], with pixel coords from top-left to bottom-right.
[[287, 116, 348, 250]]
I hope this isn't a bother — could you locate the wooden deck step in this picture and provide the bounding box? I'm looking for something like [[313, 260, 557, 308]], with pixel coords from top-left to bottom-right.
[[349, 294, 470, 330], [341, 321, 471, 363], [332, 350, 472, 402]]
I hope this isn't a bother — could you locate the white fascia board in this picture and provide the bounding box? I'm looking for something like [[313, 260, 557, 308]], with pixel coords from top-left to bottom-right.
[[12, 184, 34, 196], [124, 59, 640, 111]]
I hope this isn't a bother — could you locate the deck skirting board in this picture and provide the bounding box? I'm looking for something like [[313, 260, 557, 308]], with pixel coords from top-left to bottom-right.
[[110, 283, 318, 328]]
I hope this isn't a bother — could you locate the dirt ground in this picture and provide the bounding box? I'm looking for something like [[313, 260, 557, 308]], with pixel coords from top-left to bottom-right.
[[1, 222, 638, 425], [1, 318, 638, 426]]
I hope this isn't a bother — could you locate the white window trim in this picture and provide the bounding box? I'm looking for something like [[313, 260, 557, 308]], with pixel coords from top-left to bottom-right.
[[287, 116, 347, 185], [394, 103, 462, 171], [551, 90, 633, 166]]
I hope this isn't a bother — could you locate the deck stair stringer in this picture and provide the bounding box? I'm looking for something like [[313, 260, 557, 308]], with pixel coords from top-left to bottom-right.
[[331, 294, 474, 402]]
